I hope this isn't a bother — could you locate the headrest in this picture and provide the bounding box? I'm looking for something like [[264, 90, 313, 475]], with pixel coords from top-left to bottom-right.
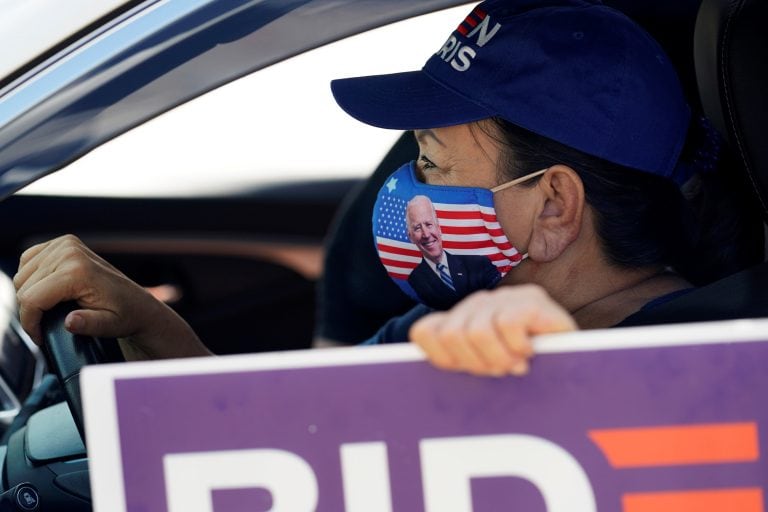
[[694, 0, 768, 219], [316, 133, 418, 344]]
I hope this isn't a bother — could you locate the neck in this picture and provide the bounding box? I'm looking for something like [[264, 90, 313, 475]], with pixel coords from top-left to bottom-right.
[[426, 252, 445, 265], [567, 267, 665, 327], [501, 246, 689, 329]]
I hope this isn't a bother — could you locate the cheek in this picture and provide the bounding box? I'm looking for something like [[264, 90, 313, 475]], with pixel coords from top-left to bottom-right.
[[494, 193, 534, 247]]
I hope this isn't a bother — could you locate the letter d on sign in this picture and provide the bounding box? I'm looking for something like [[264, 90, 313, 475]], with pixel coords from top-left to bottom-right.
[[420, 435, 596, 512], [164, 449, 318, 512]]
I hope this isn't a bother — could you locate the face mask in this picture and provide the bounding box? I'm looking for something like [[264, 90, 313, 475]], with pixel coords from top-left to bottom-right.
[[372, 161, 546, 310]]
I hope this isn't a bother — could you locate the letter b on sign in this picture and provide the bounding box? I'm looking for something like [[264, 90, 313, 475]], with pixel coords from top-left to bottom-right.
[[164, 449, 318, 512], [420, 434, 596, 512]]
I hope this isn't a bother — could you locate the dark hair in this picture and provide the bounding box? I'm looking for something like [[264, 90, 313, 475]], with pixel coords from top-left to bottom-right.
[[485, 118, 763, 285]]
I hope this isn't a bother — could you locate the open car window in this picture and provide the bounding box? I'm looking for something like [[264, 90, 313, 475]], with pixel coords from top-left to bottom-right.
[[20, 5, 470, 198]]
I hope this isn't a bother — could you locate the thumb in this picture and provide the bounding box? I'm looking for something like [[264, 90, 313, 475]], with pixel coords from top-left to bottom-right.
[[528, 307, 578, 334], [65, 309, 127, 338]]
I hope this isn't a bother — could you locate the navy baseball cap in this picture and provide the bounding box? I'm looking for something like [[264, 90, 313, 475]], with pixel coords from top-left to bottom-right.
[[331, 0, 691, 178]]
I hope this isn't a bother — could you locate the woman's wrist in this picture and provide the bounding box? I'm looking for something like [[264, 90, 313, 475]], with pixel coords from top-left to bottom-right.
[[120, 300, 212, 361]]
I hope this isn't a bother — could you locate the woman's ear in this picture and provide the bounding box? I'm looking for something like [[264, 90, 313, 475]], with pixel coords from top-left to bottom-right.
[[527, 165, 585, 262]]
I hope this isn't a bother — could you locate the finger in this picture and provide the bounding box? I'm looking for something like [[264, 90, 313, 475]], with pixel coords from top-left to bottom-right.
[[15, 235, 89, 293], [490, 316, 533, 375], [15, 246, 87, 306], [434, 308, 491, 376], [494, 310, 534, 358], [463, 306, 516, 376], [410, 313, 459, 370], [528, 303, 578, 334], [18, 237, 56, 267], [17, 301, 43, 345], [65, 309, 126, 338], [14, 240, 54, 290], [493, 285, 576, 341], [524, 285, 578, 333], [17, 270, 86, 343], [16, 252, 70, 301], [442, 291, 517, 376]]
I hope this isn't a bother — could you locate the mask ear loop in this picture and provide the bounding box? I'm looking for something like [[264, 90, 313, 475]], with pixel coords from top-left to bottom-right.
[[489, 167, 548, 266], [490, 167, 549, 193]]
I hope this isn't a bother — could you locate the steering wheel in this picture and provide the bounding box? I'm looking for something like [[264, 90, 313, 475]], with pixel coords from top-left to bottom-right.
[[0, 303, 122, 511], [40, 302, 122, 442]]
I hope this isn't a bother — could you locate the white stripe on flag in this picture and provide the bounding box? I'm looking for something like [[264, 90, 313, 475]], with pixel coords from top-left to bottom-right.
[[442, 234, 494, 243], [433, 203, 496, 214], [437, 219, 502, 229], [375, 237, 419, 251], [379, 252, 422, 264], [383, 264, 416, 274], [444, 247, 504, 256]]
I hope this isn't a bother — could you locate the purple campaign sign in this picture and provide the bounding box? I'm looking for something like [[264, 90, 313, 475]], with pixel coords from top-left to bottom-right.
[[83, 323, 768, 512]]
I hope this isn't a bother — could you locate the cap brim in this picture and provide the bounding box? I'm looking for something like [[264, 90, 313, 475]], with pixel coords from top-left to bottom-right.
[[330, 70, 492, 130]]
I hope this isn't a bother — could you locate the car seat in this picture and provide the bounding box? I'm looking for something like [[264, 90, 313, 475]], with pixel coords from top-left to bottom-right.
[[624, 0, 768, 325], [696, 0, 768, 217], [315, 132, 419, 345]]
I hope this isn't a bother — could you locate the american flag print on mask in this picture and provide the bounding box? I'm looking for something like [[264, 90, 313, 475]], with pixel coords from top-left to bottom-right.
[[373, 161, 523, 304]]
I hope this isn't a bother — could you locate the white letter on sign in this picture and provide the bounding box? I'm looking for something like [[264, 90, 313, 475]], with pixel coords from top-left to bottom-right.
[[420, 435, 596, 512], [340, 442, 393, 512], [164, 449, 318, 512]]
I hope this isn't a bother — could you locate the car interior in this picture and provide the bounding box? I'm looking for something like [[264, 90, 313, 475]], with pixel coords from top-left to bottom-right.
[[0, 0, 764, 509]]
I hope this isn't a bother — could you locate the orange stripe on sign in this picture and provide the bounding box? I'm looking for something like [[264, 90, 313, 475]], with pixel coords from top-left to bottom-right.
[[623, 488, 764, 512], [589, 422, 758, 467]]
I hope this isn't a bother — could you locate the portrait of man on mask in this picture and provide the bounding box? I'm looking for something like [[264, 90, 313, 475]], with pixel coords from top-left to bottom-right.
[[405, 194, 501, 310]]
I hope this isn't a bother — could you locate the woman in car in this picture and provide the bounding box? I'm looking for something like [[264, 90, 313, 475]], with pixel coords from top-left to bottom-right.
[[12, 0, 729, 375]]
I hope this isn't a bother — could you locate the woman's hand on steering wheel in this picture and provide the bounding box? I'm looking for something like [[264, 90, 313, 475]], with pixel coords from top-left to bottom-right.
[[14, 234, 210, 360]]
